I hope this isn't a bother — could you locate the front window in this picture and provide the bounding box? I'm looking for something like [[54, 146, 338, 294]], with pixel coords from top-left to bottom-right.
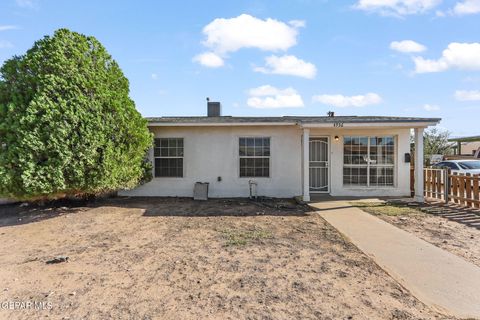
[[154, 138, 184, 177], [343, 136, 395, 187], [239, 137, 270, 177]]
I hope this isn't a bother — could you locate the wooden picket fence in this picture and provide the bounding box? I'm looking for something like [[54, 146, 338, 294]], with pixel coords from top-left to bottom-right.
[[449, 172, 480, 208], [424, 168, 448, 201], [424, 167, 480, 209]]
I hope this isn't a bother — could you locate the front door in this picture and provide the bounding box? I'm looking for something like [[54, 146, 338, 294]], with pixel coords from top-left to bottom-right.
[[309, 137, 329, 193]]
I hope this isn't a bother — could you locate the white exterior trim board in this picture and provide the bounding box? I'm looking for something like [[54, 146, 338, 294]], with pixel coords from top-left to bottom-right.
[[301, 122, 438, 128]]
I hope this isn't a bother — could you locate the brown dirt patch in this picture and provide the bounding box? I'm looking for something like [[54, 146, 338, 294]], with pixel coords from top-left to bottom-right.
[[353, 202, 480, 268], [0, 197, 453, 319]]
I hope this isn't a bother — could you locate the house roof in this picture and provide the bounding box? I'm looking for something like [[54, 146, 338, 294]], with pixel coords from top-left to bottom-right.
[[449, 135, 480, 142], [146, 116, 441, 127]]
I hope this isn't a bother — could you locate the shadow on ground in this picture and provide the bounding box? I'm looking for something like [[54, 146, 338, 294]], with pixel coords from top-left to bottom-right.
[[420, 201, 480, 230], [0, 196, 311, 227], [0, 200, 91, 228], [132, 197, 311, 217]]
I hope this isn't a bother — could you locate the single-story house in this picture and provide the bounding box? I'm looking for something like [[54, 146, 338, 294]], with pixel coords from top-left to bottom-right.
[[120, 101, 440, 202]]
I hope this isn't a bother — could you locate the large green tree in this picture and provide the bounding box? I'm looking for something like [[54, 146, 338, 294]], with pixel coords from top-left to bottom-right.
[[0, 29, 152, 200], [411, 128, 454, 165], [423, 128, 454, 161]]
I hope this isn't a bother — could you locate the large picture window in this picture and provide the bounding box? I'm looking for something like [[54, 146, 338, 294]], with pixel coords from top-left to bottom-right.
[[239, 137, 270, 177], [154, 138, 184, 177], [343, 136, 395, 187]]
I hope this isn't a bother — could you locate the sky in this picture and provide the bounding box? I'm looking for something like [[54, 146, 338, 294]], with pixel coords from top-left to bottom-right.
[[1, 0, 479, 137]]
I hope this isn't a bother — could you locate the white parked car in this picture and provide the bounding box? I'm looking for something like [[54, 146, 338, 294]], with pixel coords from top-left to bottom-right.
[[433, 160, 480, 175]]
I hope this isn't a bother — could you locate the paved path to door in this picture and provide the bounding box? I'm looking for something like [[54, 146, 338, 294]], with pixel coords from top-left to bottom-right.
[[310, 200, 480, 319]]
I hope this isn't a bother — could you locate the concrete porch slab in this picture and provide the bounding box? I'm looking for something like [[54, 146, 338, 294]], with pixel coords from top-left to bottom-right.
[[310, 200, 480, 319]]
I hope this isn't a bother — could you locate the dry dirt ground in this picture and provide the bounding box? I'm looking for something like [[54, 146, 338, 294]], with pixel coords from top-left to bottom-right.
[[0, 197, 455, 320], [352, 202, 480, 268]]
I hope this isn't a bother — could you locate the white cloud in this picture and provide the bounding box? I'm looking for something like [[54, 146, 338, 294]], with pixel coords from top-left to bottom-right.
[[453, 0, 480, 15], [16, 0, 36, 8], [423, 104, 440, 111], [289, 20, 306, 28], [413, 57, 449, 73], [0, 25, 18, 31], [455, 90, 480, 101], [193, 52, 224, 68], [312, 93, 382, 108], [194, 14, 303, 67], [354, 0, 441, 15], [151, 73, 158, 80], [247, 85, 304, 109], [202, 14, 301, 54], [414, 42, 480, 73], [254, 55, 317, 79], [0, 40, 13, 49], [390, 40, 426, 53]]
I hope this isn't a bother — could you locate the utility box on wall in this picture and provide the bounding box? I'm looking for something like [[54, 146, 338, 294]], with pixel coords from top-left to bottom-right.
[[404, 153, 411, 163], [193, 182, 209, 200]]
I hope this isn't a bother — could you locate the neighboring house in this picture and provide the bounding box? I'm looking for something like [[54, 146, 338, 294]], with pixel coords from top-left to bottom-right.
[[461, 142, 480, 156], [449, 135, 480, 157], [120, 102, 440, 201]]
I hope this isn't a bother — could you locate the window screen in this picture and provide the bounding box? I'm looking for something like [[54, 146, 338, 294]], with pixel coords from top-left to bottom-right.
[[154, 138, 184, 177], [343, 136, 395, 187], [239, 137, 270, 177]]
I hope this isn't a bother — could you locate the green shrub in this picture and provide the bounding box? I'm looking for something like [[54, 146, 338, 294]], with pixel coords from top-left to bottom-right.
[[0, 29, 152, 200]]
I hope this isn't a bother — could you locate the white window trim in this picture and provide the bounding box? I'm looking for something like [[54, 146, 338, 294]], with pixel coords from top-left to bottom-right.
[[153, 137, 185, 178], [238, 136, 272, 179], [342, 135, 397, 188]]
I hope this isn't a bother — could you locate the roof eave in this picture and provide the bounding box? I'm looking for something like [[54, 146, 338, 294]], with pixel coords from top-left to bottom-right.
[[147, 121, 299, 127], [301, 121, 440, 128], [449, 135, 480, 142]]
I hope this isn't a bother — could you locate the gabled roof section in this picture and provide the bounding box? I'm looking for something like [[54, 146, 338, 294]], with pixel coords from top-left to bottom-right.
[[146, 116, 441, 127]]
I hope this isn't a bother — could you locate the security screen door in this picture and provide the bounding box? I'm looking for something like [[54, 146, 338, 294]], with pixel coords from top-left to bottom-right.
[[309, 137, 329, 192]]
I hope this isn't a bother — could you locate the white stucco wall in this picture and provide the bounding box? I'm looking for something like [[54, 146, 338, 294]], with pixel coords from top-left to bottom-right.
[[120, 125, 303, 198], [308, 128, 411, 197], [121, 125, 413, 199]]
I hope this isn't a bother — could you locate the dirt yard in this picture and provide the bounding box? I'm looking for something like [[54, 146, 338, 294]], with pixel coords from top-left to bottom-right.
[[0, 197, 454, 320], [352, 201, 480, 268]]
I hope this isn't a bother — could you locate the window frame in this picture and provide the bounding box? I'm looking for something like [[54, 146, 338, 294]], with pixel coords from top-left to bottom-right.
[[238, 136, 271, 178], [342, 135, 396, 188], [153, 137, 185, 178]]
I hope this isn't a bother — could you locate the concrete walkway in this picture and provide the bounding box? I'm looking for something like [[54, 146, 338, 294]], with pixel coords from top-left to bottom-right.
[[311, 200, 480, 319]]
